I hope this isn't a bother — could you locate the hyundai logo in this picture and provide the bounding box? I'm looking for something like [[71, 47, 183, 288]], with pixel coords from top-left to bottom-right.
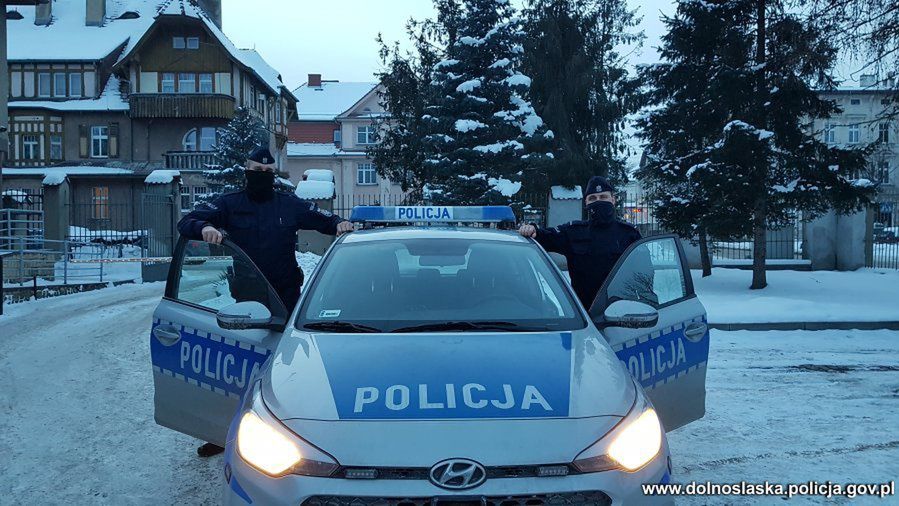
[[429, 458, 487, 490]]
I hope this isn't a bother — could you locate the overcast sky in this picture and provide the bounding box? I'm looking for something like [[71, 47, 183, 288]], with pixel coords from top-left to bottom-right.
[[221, 0, 677, 90]]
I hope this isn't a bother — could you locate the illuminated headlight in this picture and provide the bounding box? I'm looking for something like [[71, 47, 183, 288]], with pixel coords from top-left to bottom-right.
[[236, 386, 339, 477], [572, 403, 663, 473]]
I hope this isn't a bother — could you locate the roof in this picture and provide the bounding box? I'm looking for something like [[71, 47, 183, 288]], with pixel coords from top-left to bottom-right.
[[6, 0, 157, 61], [551, 185, 583, 200], [340, 227, 526, 244], [144, 169, 180, 184], [4, 166, 137, 185], [9, 76, 129, 112], [293, 81, 378, 121], [286, 142, 368, 158]]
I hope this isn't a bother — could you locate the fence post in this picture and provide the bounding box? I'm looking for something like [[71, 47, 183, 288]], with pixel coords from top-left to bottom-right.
[[100, 244, 106, 283], [41, 178, 71, 252], [63, 239, 68, 284], [18, 236, 25, 286]]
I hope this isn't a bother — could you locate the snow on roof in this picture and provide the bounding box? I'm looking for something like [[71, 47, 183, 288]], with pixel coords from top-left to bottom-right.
[[9, 76, 129, 112], [551, 185, 583, 200], [5, 166, 135, 182], [144, 169, 180, 184], [304, 169, 334, 182], [43, 173, 68, 186], [7, 0, 157, 61], [293, 82, 378, 121], [295, 180, 335, 200], [286, 142, 368, 158]]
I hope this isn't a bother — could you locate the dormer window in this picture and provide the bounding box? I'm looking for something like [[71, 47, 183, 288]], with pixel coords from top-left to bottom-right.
[[187, 37, 200, 49], [54, 73, 67, 97], [70, 74, 83, 97], [38, 73, 52, 98], [173, 37, 186, 49]]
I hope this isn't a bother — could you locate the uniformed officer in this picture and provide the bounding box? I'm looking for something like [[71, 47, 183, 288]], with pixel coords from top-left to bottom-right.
[[519, 176, 641, 309], [177, 146, 352, 457]]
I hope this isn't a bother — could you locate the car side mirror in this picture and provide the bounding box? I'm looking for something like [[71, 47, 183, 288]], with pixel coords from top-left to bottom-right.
[[601, 300, 659, 329], [216, 301, 273, 330]]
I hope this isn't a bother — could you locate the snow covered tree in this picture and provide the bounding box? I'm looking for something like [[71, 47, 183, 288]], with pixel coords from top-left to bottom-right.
[[372, 0, 554, 205], [523, 0, 642, 188], [204, 107, 271, 196], [639, 0, 874, 288]]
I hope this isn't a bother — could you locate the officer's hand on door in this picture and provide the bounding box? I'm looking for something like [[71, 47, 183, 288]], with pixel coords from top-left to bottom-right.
[[201, 225, 224, 245], [336, 220, 355, 236], [518, 224, 537, 238]]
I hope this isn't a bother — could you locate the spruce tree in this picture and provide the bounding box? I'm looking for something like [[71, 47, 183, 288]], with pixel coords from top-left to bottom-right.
[[523, 0, 642, 188], [204, 107, 271, 196]]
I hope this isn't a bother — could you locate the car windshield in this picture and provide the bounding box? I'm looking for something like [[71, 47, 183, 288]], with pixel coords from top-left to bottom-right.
[[297, 238, 585, 332]]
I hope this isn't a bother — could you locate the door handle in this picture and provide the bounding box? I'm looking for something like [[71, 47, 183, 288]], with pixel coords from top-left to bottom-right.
[[683, 322, 707, 341], [153, 325, 181, 346]]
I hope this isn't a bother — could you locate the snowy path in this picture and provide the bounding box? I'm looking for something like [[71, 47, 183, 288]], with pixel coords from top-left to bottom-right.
[[1, 286, 897, 505]]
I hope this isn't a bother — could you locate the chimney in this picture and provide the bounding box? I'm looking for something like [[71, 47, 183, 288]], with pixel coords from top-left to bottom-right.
[[308, 74, 322, 87], [85, 0, 106, 27], [34, 1, 52, 26], [859, 74, 877, 88], [197, 0, 222, 29]]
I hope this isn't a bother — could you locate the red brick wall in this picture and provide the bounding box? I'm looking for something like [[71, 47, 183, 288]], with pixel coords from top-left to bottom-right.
[[288, 121, 339, 143]]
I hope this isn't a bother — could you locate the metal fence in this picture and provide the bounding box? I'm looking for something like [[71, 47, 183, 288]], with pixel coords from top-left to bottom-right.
[[0, 236, 142, 287], [870, 194, 899, 269]]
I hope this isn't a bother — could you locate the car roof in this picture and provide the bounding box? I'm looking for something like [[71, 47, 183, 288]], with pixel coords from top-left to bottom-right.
[[339, 226, 530, 244]]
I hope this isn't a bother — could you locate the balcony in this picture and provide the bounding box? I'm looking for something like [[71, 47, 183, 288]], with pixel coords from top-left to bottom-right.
[[129, 94, 236, 119], [165, 151, 218, 170]]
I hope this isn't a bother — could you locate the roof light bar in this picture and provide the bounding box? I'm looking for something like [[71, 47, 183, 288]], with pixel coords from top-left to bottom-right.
[[349, 205, 516, 224]]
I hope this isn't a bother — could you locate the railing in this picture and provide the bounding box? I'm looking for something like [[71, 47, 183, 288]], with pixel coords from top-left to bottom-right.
[[0, 236, 142, 287], [129, 93, 236, 119], [165, 151, 218, 170], [0, 209, 44, 249], [870, 193, 899, 269]]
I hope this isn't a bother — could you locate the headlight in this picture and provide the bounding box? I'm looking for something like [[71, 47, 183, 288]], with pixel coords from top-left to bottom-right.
[[572, 403, 663, 473], [236, 385, 339, 477]]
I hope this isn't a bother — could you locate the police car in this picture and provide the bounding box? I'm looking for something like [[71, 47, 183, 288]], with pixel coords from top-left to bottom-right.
[[148, 206, 710, 505]]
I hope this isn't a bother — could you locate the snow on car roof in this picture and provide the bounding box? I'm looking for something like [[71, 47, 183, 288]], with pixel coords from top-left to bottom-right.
[[292, 81, 378, 121], [340, 226, 527, 244]]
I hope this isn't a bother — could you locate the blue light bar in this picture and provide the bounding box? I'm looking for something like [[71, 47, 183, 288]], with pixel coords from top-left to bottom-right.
[[350, 205, 516, 224]]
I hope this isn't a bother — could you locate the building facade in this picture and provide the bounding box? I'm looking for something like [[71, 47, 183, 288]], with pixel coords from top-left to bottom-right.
[[285, 74, 404, 201], [3, 0, 297, 217]]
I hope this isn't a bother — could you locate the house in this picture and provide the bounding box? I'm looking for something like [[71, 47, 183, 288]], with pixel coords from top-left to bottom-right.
[[3, 0, 297, 224], [286, 74, 404, 203]]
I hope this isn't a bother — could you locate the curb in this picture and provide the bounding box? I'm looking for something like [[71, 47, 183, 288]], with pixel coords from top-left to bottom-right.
[[710, 322, 899, 331]]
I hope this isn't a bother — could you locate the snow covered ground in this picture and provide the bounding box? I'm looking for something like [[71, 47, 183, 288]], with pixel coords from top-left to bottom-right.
[[1, 283, 897, 505], [694, 268, 899, 323]]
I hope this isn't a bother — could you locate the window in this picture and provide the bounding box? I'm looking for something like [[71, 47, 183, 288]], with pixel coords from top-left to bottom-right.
[[357, 163, 377, 185], [356, 125, 375, 145], [824, 123, 836, 144], [275, 102, 282, 123], [199, 127, 217, 151], [178, 73, 196, 93], [199, 73, 213, 93], [50, 135, 63, 160], [38, 72, 51, 97], [176, 240, 280, 309], [181, 187, 192, 212], [602, 237, 687, 309], [187, 37, 200, 49], [182, 129, 197, 151], [173, 36, 185, 49], [256, 92, 265, 113], [298, 239, 583, 331], [333, 129, 342, 144], [193, 186, 208, 197], [161, 73, 176, 93], [53, 73, 67, 97], [69, 73, 82, 97], [91, 187, 110, 220], [877, 161, 891, 184], [850, 98, 861, 105], [879, 123, 891, 143], [22, 135, 39, 160], [91, 126, 109, 158], [848, 124, 860, 144]]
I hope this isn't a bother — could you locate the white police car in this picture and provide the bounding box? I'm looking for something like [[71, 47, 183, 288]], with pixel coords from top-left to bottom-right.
[[149, 206, 709, 505]]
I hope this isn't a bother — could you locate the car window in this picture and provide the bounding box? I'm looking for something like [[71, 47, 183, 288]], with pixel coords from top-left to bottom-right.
[[604, 237, 686, 308], [174, 239, 273, 310], [298, 238, 585, 331]]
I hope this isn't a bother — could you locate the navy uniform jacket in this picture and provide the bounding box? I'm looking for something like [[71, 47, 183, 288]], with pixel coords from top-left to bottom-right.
[[177, 190, 343, 308], [535, 220, 642, 309]]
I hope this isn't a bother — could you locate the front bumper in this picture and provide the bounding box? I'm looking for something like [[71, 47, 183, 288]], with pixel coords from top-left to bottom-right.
[[221, 441, 673, 506]]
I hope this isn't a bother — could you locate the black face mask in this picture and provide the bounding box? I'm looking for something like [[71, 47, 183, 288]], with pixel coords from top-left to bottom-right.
[[587, 200, 616, 226], [245, 170, 275, 202]]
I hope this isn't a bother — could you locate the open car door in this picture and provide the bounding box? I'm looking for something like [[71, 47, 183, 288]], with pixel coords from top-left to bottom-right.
[[149, 237, 288, 446], [590, 234, 709, 431]]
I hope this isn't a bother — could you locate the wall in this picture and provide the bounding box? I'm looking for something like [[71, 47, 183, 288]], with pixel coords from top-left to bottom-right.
[[131, 117, 228, 162], [288, 121, 338, 143]]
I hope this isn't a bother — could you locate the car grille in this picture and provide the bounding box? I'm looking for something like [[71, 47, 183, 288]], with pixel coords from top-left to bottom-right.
[[301, 491, 612, 506], [340, 465, 577, 480]]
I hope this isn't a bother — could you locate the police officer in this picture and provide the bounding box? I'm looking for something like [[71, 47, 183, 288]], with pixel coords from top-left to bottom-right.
[[519, 176, 641, 309], [178, 146, 352, 457]]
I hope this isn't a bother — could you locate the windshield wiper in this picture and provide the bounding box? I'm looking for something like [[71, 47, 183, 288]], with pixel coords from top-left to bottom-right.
[[302, 321, 383, 333], [391, 321, 537, 333]]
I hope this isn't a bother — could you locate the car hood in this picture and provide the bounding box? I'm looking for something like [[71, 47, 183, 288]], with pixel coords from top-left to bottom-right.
[[263, 329, 635, 423], [262, 329, 635, 467]]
